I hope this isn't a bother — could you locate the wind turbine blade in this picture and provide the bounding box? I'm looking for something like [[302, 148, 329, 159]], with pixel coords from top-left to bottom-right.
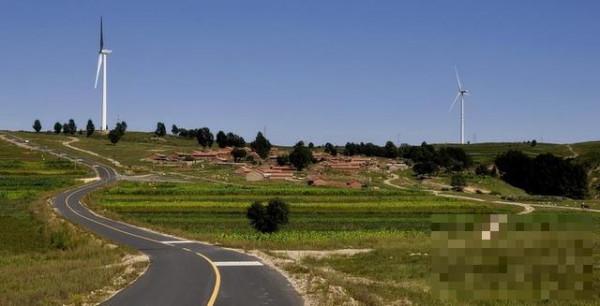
[[94, 54, 103, 88], [100, 17, 104, 51], [449, 93, 460, 112], [455, 66, 463, 90]]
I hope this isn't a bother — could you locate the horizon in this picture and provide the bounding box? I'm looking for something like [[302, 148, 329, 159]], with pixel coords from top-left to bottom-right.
[[1, 1, 599, 145]]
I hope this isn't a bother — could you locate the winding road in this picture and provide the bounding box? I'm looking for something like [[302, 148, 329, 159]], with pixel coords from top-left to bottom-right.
[[1, 134, 302, 306]]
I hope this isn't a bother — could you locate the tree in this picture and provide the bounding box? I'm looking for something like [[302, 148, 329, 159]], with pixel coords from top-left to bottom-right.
[[308, 142, 314, 149], [451, 174, 467, 192], [289, 141, 313, 171], [246, 199, 290, 233], [33, 119, 42, 133], [68, 119, 77, 135], [413, 161, 439, 177], [276, 154, 290, 166], [250, 132, 271, 159], [196, 127, 214, 148], [62, 123, 70, 134], [231, 147, 247, 162], [384, 141, 398, 158], [324, 143, 338, 156], [86, 119, 95, 137], [53, 122, 62, 134], [155, 122, 167, 137], [226, 132, 245, 147], [108, 129, 121, 144], [115, 121, 127, 136], [171, 124, 179, 135], [531, 139, 537, 147], [216, 131, 227, 148]]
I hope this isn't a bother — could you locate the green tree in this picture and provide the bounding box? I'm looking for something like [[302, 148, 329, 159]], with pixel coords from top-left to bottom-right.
[[33, 119, 42, 133], [324, 143, 338, 156], [53, 122, 62, 134], [308, 142, 314, 149], [171, 124, 179, 135], [216, 131, 227, 148], [155, 122, 166, 137], [62, 123, 70, 134], [196, 127, 214, 148], [246, 199, 290, 233], [250, 132, 272, 159], [451, 174, 467, 191], [276, 154, 290, 166], [67, 119, 77, 135], [289, 141, 313, 171], [231, 147, 247, 162], [108, 129, 121, 144], [384, 141, 398, 158], [86, 119, 95, 137]]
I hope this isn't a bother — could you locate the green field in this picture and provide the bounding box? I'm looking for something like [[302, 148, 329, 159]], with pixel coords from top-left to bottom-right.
[[436, 142, 572, 164], [0, 137, 142, 305]]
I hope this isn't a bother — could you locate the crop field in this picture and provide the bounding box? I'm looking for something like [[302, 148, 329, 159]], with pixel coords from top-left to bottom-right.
[[437, 142, 571, 164], [0, 137, 137, 305], [88, 181, 520, 250]]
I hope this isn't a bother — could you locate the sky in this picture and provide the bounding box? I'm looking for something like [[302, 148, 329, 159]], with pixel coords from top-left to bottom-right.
[[1, 1, 599, 145]]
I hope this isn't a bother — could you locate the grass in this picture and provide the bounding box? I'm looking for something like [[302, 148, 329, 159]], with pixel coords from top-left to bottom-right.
[[0, 136, 141, 305], [436, 142, 571, 164], [88, 180, 520, 250]]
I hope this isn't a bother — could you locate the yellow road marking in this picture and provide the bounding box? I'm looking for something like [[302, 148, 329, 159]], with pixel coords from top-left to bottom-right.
[[62, 166, 221, 306]]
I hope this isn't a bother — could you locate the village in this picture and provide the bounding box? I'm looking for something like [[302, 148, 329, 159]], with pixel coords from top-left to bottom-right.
[[147, 146, 409, 188]]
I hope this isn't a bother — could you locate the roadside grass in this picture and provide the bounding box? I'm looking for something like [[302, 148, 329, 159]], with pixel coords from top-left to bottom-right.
[[0, 138, 140, 305]]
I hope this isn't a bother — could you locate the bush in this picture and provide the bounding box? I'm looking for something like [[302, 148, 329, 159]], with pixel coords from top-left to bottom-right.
[[246, 199, 290, 233], [451, 174, 467, 192], [276, 154, 290, 166]]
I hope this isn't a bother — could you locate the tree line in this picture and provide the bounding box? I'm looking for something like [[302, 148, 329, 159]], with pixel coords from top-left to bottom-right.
[[495, 150, 588, 199]]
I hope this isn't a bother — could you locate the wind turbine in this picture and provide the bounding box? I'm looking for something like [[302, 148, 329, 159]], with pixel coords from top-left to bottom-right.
[[95, 17, 112, 132], [449, 66, 470, 144]]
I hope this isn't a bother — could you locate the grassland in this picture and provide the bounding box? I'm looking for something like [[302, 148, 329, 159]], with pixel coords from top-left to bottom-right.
[[10, 132, 600, 304], [437, 142, 571, 164], [0, 137, 142, 305]]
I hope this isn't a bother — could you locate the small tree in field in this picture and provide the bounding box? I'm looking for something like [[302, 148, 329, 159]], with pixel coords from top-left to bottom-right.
[[250, 132, 271, 159], [86, 119, 95, 137], [451, 174, 467, 192], [246, 199, 290, 233], [68, 119, 77, 135], [155, 122, 166, 137], [108, 129, 121, 144], [231, 147, 247, 162], [33, 119, 42, 133], [171, 124, 179, 135], [53, 122, 62, 134]]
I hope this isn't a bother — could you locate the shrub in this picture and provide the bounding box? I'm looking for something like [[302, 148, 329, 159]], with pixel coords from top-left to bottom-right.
[[246, 199, 290, 233], [451, 174, 467, 192]]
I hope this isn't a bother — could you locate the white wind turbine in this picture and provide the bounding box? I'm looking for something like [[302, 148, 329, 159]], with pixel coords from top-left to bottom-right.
[[94, 17, 112, 132], [449, 66, 470, 144]]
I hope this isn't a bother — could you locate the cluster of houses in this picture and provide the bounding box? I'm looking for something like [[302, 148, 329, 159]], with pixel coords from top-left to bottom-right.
[[148, 147, 407, 188], [149, 147, 259, 165]]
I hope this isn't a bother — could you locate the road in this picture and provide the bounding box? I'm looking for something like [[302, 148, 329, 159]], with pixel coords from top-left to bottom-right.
[[1, 134, 302, 306]]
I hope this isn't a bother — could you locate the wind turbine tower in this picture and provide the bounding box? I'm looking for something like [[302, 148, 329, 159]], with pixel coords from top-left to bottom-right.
[[450, 66, 470, 144], [95, 17, 112, 132]]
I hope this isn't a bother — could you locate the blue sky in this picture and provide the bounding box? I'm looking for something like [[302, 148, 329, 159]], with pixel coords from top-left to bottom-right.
[[1, 1, 599, 145]]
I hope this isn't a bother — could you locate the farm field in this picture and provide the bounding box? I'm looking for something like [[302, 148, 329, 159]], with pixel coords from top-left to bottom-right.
[[87, 180, 542, 305], [0, 137, 143, 305], [436, 142, 572, 163]]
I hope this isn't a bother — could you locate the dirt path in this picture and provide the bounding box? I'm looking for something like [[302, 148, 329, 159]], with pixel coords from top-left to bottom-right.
[[63, 137, 124, 168], [566, 144, 579, 159], [384, 173, 535, 215]]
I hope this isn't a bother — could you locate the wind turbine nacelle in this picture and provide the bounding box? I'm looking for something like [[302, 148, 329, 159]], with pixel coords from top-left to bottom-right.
[[100, 49, 112, 54]]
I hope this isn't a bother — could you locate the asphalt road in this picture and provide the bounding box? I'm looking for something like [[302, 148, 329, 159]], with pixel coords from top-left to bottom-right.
[[1, 134, 301, 306]]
